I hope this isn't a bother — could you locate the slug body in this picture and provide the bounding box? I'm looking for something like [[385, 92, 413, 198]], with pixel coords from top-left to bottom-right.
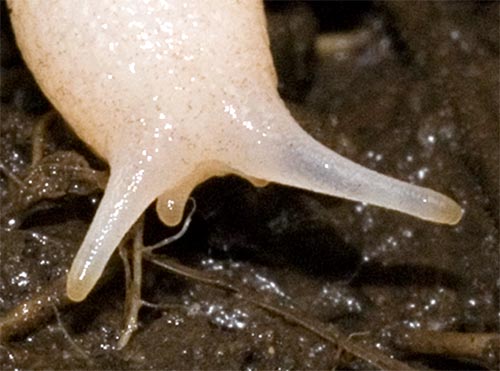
[[8, 0, 462, 302]]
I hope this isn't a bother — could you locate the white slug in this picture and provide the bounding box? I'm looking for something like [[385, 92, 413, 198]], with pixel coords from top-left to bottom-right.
[[7, 0, 462, 302]]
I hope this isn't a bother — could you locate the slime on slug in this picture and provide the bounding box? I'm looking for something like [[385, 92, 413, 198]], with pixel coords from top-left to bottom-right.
[[7, 0, 463, 302]]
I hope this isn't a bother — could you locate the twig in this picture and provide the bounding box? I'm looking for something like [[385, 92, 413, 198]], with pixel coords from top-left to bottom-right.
[[52, 304, 91, 362], [145, 254, 416, 371], [393, 329, 500, 369], [116, 199, 196, 349], [0, 275, 70, 342], [0, 161, 24, 188], [31, 111, 57, 166], [116, 217, 146, 350], [0, 256, 121, 342]]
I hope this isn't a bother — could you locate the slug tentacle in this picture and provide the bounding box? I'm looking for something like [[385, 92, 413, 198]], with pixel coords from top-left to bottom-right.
[[233, 102, 463, 225], [67, 160, 180, 302], [282, 134, 463, 225]]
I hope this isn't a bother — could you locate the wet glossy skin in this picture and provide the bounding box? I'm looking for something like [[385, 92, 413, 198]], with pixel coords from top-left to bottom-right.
[[8, 0, 462, 302]]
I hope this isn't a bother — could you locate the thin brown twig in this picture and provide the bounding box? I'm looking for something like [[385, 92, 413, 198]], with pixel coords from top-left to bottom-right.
[[393, 329, 500, 369], [116, 200, 196, 349], [0, 275, 70, 342], [145, 254, 417, 371], [0, 161, 24, 188], [51, 304, 91, 362], [117, 216, 146, 350], [31, 111, 58, 166], [0, 256, 121, 342]]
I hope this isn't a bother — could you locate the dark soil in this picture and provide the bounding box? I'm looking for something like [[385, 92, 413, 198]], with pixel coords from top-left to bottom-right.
[[1, 1, 498, 370]]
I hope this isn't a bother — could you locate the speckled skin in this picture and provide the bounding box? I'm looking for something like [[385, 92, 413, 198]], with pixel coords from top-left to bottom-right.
[[8, 0, 462, 302]]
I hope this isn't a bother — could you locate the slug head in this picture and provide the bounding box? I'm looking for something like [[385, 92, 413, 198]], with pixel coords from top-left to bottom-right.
[[8, 0, 462, 302]]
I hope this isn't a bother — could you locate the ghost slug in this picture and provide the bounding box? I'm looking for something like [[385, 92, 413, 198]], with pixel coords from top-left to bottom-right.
[[8, 0, 462, 302]]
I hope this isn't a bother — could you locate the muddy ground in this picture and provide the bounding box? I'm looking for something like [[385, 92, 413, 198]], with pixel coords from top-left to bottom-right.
[[0, 1, 498, 370]]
